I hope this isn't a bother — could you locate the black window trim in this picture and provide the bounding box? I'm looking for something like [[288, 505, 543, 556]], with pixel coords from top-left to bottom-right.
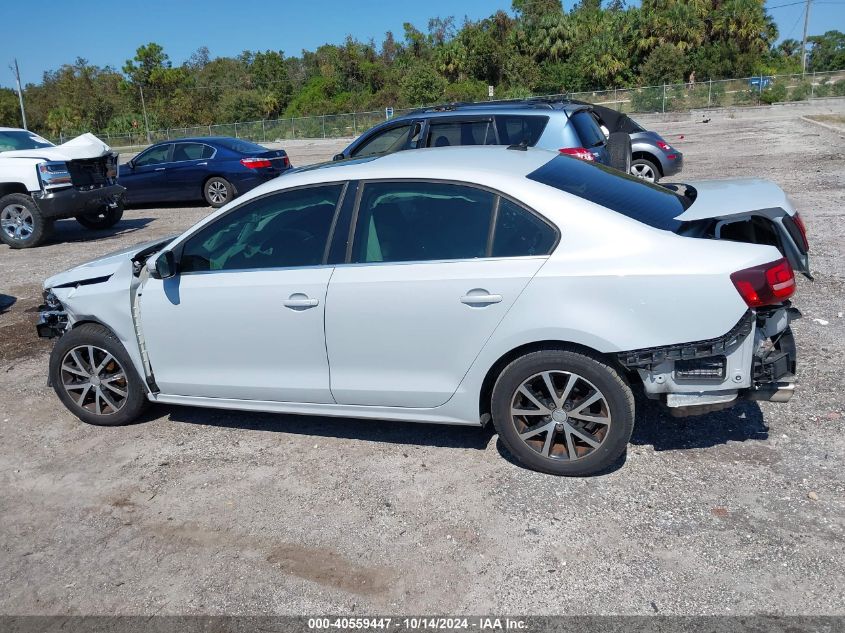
[[172, 180, 350, 275], [343, 177, 560, 266]]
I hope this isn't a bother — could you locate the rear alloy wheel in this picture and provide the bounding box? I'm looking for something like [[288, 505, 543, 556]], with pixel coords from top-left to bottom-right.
[[49, 323, 148, 426], [492, 349, 634, 476], [630, 158, 659, 182], [76, 200, 124, 230], [0, 193, 53, 249], [204, 177, 233, 207]]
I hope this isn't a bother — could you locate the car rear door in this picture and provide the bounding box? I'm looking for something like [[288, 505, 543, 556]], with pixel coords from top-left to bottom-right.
[[324, 180, 558, 408], [166, 142, 215, 202], [425, 116, 498, 147]]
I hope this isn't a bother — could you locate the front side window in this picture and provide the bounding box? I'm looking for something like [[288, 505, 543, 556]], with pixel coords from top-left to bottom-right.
[[173, 143, 211, 161], [351, 181, 496, 263], [351, 125, 412, 158], [427, 120, 496, 147], [492, 199, 557, 257], [134, 144, 172, 167], [180, 184, 344, 272]]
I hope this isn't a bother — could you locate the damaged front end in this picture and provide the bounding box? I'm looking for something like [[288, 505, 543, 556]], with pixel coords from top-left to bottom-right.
[[36, 289, 69, 339], [618, 306, 798, 417]]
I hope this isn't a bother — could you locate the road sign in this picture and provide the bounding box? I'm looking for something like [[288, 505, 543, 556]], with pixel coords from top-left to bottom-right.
[[385, 107, 394, 120], [488, 85, 494, 98]]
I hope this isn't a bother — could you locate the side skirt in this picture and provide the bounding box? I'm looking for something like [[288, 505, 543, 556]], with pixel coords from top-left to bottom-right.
[[150, 393, 482, 427]]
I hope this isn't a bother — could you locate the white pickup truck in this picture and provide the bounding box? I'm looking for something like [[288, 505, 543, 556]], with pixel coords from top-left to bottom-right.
[[0, 128, 125, 248]]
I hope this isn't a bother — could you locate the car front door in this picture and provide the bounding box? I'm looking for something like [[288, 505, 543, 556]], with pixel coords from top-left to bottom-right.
[[167, 142, 215, 202], [324, 181, 558, 408], [121, 143, 173, 204], [138, 183, 347, 402]]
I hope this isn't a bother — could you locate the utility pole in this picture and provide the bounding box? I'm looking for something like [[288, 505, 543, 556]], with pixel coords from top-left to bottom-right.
[[12, 59, 27, 130], [139, 85, 151, 143], [801, 0, 812, 75]]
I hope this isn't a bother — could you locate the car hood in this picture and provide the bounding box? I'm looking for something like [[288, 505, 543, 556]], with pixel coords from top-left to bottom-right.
[[45, 236, 176, 289], [673, 178, 793, 222], [1, 133, 112, 161]]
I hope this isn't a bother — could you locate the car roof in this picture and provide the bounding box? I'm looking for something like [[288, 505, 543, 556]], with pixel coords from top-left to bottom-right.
[[150, 137, 245, 145], [396, 101, 587, 121], [249, 146, 560, 199], [0, 127, 28, 132]]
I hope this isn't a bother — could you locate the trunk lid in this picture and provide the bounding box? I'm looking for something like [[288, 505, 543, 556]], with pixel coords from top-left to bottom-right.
[[670, 178, 810, 277]]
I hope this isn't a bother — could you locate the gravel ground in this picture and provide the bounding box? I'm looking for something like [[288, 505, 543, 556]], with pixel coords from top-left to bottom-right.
[[1, 105, 844, 616]]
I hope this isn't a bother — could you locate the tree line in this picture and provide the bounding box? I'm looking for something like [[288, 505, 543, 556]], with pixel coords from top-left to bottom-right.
[[1, 0, 844, 137]]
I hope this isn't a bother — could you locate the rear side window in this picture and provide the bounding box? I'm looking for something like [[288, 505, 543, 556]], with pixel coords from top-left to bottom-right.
[[352, 125, 412, 157], [569, 111, 606, 148], [527, 155, 686, 231], [492, 199, 557, 257], [494, 116, 549, 146], [427, 120, 496, 147], [173, 143, 211, 161], [352, 182, 495, 263]]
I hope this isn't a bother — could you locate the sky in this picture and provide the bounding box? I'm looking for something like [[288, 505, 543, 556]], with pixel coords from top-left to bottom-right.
[[1, 0, 844, 88]]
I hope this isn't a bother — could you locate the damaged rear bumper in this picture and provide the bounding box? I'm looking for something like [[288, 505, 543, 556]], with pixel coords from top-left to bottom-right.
[[618, 306, 797, 416]]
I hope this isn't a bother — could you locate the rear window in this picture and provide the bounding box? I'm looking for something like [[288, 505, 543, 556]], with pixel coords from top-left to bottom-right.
[[526, 155, 687, 231], [569, 110, 606, 149], [215, 138, 268, 154], [495, 116, 549, 146]]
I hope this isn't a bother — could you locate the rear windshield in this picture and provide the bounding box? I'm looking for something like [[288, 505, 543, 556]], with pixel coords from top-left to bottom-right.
[[215, 138, 268, 154], [494, 115, 549, 146], [0, 131, 54, 152], [527, 155, 688, 231], [569, 110, 606, 148]]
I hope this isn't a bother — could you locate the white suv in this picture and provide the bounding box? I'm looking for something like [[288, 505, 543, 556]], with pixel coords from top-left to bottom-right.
[[0, 128, 124, 248], [38, 147, 807, 476]]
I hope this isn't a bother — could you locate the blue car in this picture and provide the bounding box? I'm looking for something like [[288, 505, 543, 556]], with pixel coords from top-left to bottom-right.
[[119, 137, 291, 208]]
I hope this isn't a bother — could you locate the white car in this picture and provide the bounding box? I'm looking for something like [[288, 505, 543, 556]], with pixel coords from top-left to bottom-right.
[[0, 128, 124, 248], [38, 147, 809, 476]]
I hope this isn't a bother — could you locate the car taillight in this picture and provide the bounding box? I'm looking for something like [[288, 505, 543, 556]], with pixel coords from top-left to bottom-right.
[[730, 257, 795, 308], [559, 147, 595, 161], [282, 156, 290, 167], [241, 158, 272, 169], [792, 212, 809, 251], [656, 140, 672, 151]]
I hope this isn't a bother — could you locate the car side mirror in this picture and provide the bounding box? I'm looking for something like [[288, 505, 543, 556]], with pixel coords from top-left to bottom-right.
[[152, 250, 178, 279], [126, 159, 135, 170], [332, 153, 345, 161]]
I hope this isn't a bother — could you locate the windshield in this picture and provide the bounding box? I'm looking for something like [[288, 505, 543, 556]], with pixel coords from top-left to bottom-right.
[[0, 130, 55, 152], [527, 154, 689, 231], [215, 138, 268, 154]]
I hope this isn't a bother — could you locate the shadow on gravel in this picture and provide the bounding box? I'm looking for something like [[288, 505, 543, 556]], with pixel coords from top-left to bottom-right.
[[49, 217, 155, 245], [631, 396, 768, 451], [0, 294, 16, 314], [164, 406, 496, 451]]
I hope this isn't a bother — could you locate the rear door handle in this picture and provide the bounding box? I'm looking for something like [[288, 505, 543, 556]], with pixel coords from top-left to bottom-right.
[[197, 162, 207, 166], [154, 167, 166, 171], [460, 293, 502, 306], [284, 294, 319, 309]]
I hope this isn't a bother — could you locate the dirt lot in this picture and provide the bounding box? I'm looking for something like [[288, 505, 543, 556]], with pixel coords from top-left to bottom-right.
[[1, 105, 844, 616]]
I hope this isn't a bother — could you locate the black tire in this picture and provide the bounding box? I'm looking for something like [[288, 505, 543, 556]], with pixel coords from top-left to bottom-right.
[[0, 193, 53, 249], [49, 323, 149, 426], [204, 177, 233, 208], [491, 348, 635, 476], [76, 202, 124, 230], [630, 157, 661, 183], [607, 131, 632, 173]]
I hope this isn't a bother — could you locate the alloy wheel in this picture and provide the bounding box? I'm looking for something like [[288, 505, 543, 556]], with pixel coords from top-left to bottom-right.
[[510, 370, 612, 461], [60, 345, 129, 416], [630, 163, 656, 182], [1, 204, 34, 241], [207, 181, 228, 205]]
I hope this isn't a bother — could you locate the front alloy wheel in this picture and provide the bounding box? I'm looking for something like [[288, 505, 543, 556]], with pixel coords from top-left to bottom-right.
[[60, 345, 129, 416], [1, 203, 34, 242]]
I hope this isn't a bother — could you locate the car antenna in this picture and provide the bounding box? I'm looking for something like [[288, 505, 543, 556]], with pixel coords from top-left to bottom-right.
[[507, 140, 529, 151]]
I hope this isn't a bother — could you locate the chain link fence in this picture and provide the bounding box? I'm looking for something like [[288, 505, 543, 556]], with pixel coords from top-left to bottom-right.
[[52, 69, 845, 151]]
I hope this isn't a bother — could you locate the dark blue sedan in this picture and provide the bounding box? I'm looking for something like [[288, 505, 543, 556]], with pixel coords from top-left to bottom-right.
[[119, 137, 291, 208]]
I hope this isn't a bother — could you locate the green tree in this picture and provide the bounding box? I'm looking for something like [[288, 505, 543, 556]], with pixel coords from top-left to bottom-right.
[[808, 31, 845, 72]]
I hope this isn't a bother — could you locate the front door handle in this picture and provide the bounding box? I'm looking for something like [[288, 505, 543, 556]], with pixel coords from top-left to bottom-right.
[[154, 167, 166, 171], [197, 162, 208, 166], [460, 292, 503, 306], [284, 294, 319, 309]]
